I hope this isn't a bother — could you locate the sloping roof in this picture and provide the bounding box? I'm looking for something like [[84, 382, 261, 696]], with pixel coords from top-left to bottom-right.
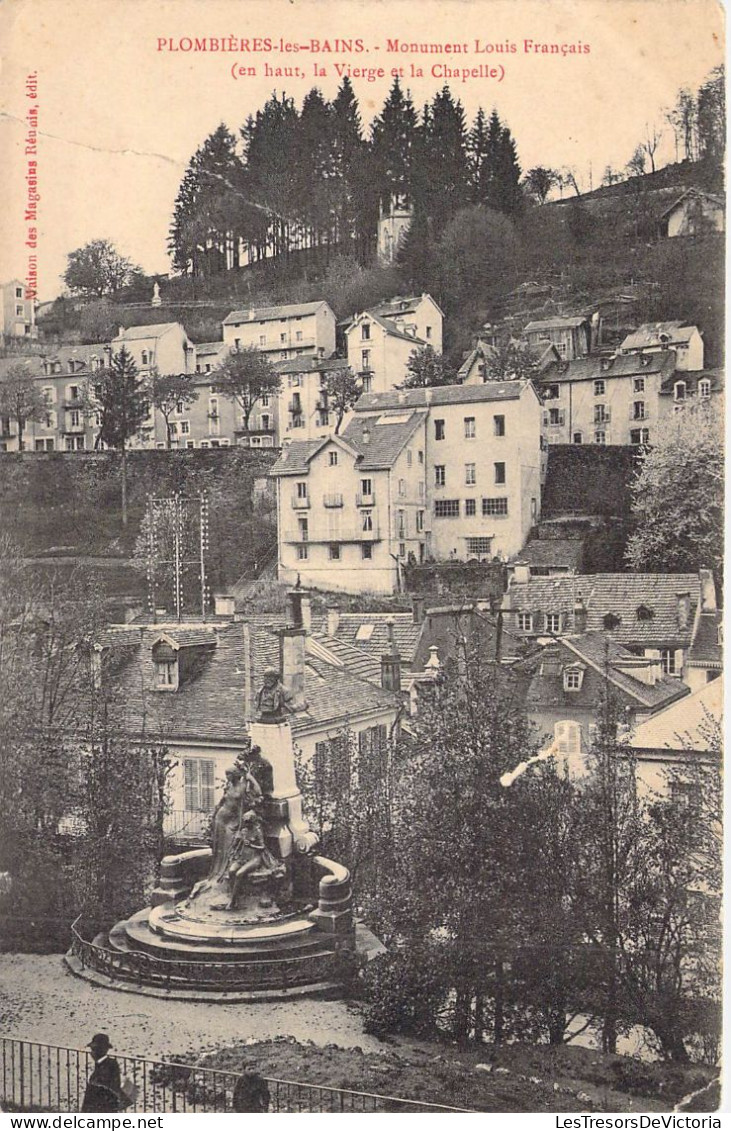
[[660, 188, 725, 219], [659, 368, 724, 397], [357, 310, 427, 346], [325, 613, 424, 667], [195, 341, 226, 356], [513, 540, 584, 571], [456, 343, 498, 380], [538, 352, 676, 386], [90, 617, 397, 744], [506, 573, 702, 647], [353, 381, 529, 412], [274, 355, 344, 376], [150, 627, 218, 649], [561, 633, 688, 710], [523, 316, 589, 332], [308, 633, 383, 685], [686, 612, 723, 668], [628, 676, 722, 752], [270, 439, 329, 476], [369, 293, 444, 319], [620, 322, 700, 351], [113, 323, 180, 341], [340, 410, 426, 470], [223, 301, 328, 326]]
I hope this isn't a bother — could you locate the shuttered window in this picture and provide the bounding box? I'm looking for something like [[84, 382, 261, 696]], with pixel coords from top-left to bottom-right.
[[184, 758, 216, 811]]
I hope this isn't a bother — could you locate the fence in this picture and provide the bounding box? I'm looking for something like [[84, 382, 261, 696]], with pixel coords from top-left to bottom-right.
[[0, 1037, 470, 1113]]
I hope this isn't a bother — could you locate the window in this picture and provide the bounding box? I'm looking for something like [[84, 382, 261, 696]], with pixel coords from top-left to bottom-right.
[[674, 381, 686, 402], [482, 498, 508, 517], [360, 478, 373, 496], [169, 422, 178, 437], [494, 462, 506, 485], [434, 499, 460, 518], [141, 350, 149, 366], [261, 414, 270, 431], [407, 449, 412, 466], [435, 419, 445, 441], [563, 668, 584, 691], [398, 510, 406, 538], [329, 544, 341, 561], [555, 721, 582, 756], [296, 481, 308, 499], [633, 377, 645, 393], [546, 384, 560, 400], [546, 612, 561, 633], [362, 374, 372, 393], [594, 431, 606, 445], [361, 323, 371, 340], [362, 543, 372, 560], [660, 648, 678, 675], [594, 379, 605, 396], [466, 537, 491, 555], [69, 409, 81, 427], [636, 605, 654, 622], [630, 428, 650, 445], [68, 384, 79, 401], [15, 287, 22, 299], [699, 379, 711, 399], [465, 498, 476, 516], [573, 432, 583, 444], [361, 350, 371, 370], [548, 407, 563, 426], [603, 612, 621, 630], [261, 394, 269, 407], [594, 404, 608, 423], [517, 612, 533, 632], [183, 758, 216, 812], [465, 463, 476, 485], [435, 465, 446, 487], [399, 543, 406, 558], [464, 416, 476, 438], [362, 511, 373, 532], [180, 420, 190, 435], [298, 518, 308, 542], [417, 450, 424, 464], [15, 304, 24, 317], [398, 478, 405, 496], [329, 451, 338, 466], [632, 401, 646, 420], [670, 781, 701, 813], [259, 335, 266, 346], [493, 415, 505, 437], [297, 545, 308, 560], [296, 331, 303, 342], [416, 510, 424, 532], [156, 660, 177, 688]]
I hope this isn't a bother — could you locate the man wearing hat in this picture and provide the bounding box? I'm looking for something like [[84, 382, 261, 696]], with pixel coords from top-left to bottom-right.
[[81, 1034, 123, 1112]]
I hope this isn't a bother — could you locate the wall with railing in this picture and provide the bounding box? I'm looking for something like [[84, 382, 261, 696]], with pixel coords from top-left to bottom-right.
[[0, 1036, 469, 1113]]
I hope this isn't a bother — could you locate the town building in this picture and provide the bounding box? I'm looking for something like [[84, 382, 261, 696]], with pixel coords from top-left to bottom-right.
[[627, 675, 722, 799], [1, 279, 36, 338], [276, 355, 353, 443], [619, 322, 704, 372], [502, 568, 717, 686], [518, 630, 690, 776], [344, 295, 443, 394], [222, 301, 336, 361], [658, 188, 725, 238], [522, 315, 592, 361], [111, 322, 196, 377], [89, 591, 401, 846], [366, 295, 444, 355], [536, 351, 677, 446], [270, 380, 543, 595]]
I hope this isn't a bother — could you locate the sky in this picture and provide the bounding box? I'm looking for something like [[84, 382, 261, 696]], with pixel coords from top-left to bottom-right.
[[1, 0, 725, 301]]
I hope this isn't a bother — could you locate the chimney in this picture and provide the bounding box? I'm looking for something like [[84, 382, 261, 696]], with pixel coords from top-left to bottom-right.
[[287, 586, 304, 629], [573, 596, 588, 634], [411, 595, 426, 625], [676, 591, 691, 630], [301, 594, 312, 633], [362, 423, 371, 444], [214, 594, 235, 618], [512, 561, 531, 584], [326, 606, 340, 637], [380, 617, 402, 692], [118, 326, 124, 337], [699, 568, 717, 612], [279, 625, 306, 711]]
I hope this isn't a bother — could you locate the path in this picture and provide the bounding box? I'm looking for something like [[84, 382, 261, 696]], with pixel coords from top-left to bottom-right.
[[0, 955, 383, 1062]]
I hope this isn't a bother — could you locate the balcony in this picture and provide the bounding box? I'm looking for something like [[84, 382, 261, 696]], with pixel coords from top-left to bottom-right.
[[283, 521, 381, 543], [63, 398, 83, 410], [323, 493, 344, 508], [291, 495, 310, 509], [356, 492, 376, 506], [288, 399, 303, 414]]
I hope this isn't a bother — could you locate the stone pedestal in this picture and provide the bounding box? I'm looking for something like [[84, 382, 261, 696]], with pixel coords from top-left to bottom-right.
[[249, 719, 318, 857]]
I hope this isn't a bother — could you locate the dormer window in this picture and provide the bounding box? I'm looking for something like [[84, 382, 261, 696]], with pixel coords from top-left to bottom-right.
[[698, 379, 711, 399], [674, 381, 686, 402], [156, 659, 177, 689], [636, 605, 654, 622], [563, 666, 585, 692], [603, 612, 621, 630]]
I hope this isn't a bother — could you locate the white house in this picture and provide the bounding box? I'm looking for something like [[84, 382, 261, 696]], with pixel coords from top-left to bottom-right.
[[1, 279, 36, 338], [222, 301, 336, 361], [619, 322, 704, 372], [111, 322, 196, 377], [345, 310, 427, 395], [659, 189, 725, 238]]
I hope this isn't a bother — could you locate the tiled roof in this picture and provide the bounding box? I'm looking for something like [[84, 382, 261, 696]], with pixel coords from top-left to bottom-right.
[[341, 410, 426, 470], [113, 323, 180, 341], [505, 573, 702, 647], [269, 439, 329, 476], [513, 540, 584, 570], [321, 613, 423, 667], [369, 295, 426, 318], [223, 302, 328, 326], [660, 188, 725, 219], [357, 310, 427, 346], [150, 627, 218, 649], [90, 617, 397, 744], [620, 322, 699, 351], [195, 341, 226, 355], [629, 676, 722, 752], [687, 612, 723, 667], [353, 381, 528, 412], [523, 316, 588, 332], [308, 633, 383, 685], [538, 352, 676, 386], [522, 632, 688, 714], [659, 368, 724, 397], [274, 355, 344, 375]]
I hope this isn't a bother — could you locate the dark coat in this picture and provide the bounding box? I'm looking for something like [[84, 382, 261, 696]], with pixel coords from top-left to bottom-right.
[[232, 1072, 271, 1113], [81, 1056, 122, 1112]]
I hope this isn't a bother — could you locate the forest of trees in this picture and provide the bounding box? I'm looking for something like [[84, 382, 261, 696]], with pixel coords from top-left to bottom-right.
[[168, 79, 524, 279]]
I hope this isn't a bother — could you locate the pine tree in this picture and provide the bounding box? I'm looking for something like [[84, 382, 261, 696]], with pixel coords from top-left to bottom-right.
[[370, 78, 418, 210], [416, 87, 469, 232], [331, 78, 372, 259], [95, 346, 150, 526]]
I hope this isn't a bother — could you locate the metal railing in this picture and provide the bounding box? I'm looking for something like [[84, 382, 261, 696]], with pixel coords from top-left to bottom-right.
[[0, 1036, 470, 1113]]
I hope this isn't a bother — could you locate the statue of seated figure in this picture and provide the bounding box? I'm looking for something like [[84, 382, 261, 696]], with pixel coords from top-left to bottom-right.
[[227, 810, 285, 910]]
